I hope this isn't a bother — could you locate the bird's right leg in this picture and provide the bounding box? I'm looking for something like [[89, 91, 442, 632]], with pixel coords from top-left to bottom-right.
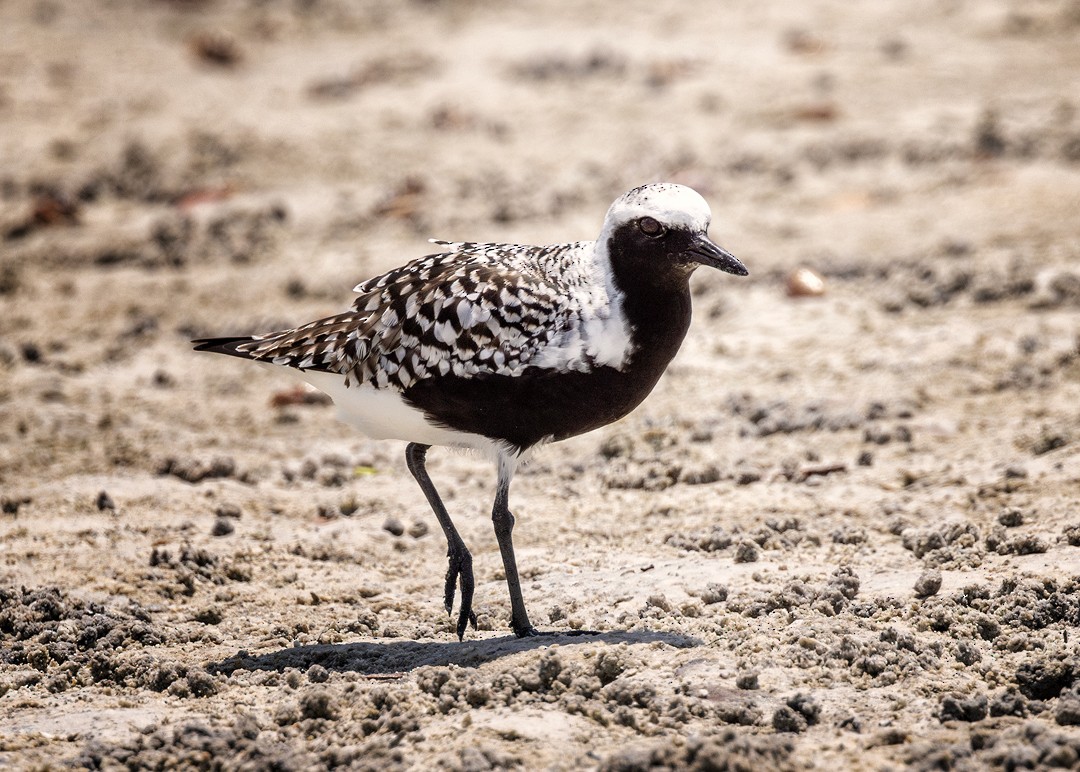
[[404, 443, 477, 640]]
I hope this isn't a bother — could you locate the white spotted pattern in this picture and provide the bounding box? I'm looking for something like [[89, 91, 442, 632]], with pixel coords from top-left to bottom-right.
[[235, 239, 634, 390]]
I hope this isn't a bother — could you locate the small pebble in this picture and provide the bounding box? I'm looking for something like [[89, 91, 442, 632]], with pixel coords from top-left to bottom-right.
[[735, 671, 759, 690], [383, 516, 405, 536], [96, 490, 115, 511], [700, 583, 728, 604], [998, 508, 1024, 527], [211, 516, 235, 537], [21, 342, 42, 363], [734, 539, 760, 563], [839, 715, 863, 733], [408, 520, 429, 538], [956, 640, 982, 666], [772, 705, 807, 733], [787, 693, 821, 725], [914, 569, 942, 598], [939, 694, 988, 723], [190, 30, 243, 67], [646, 593, 672, 612], [1055, 697, 1080, 726], [786, 267, 826, 298], [735, 467, 762, 485], [215, 503, 242, 519], [1, 496, 30, 515], [194, 607, 223, 625]]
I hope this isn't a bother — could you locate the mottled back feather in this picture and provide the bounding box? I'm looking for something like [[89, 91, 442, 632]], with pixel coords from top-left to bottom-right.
[[231, 240, 633, 391]]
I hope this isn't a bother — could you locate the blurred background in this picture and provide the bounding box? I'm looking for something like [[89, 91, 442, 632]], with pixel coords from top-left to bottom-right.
[[4, 0, 1078, 278]]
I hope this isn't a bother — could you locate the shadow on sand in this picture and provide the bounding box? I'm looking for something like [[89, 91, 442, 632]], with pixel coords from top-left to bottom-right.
[[208, 629, 701, 677]]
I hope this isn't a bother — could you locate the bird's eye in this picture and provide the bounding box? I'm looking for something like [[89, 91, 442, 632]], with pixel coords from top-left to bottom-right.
[[637, 216, 665, 238]]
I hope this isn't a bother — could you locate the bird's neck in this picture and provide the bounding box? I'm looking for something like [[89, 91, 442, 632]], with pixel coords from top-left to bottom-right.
[[620, 280, 693, 370], [605, 251, 694, 376]]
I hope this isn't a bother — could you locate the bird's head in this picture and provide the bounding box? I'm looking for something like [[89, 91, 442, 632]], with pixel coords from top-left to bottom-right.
[[600, 183, 747, 286]]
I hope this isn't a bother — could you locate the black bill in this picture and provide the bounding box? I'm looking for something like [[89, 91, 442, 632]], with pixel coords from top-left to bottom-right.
[[687, 234, 748, 276]]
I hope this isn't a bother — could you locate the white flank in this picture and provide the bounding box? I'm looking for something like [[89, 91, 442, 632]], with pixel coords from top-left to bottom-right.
[[298, 369, 495, 451]]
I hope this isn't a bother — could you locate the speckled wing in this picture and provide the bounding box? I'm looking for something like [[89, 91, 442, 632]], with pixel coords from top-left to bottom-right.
[[232, 240, 627, 391]]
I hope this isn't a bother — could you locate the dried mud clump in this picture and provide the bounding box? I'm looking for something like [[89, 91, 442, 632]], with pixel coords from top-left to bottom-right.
[[666, 517, 816, 558], [602, 457, 684, 491], [905, 721, 1080, 771], [901, 521, 984, 568], [665, 525, 734, 553], [510, 49, 627, 82], [726, 394, 876, 437], [76, 719, 313, 772], [879, 258, 1036, 313], [913, 569, 943, 597], [0, 586, 193, 696], [938, 693, 989, 722], [1055, 690, 1080, 726], [600, 730, 800, 772], [597, 427, 726, 490], [917, 577, 1080, 644], [902, 517, 1054, 567], [407, 646, 733, 737], [773, 693, 822, 733], [1014, 655, 1080, 701], [728, 566, 860, 619], [158, 455, 240, 484], [1, 586, 159, 649], [83, 140, 172, 203], [148, 544, 253, 596]]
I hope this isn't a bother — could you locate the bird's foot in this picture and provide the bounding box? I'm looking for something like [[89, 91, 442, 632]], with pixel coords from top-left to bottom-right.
[[443, 548, 477, 640]]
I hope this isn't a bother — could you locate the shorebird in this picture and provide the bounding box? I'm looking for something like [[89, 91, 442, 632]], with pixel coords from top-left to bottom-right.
[[194, 183, 747, 639]]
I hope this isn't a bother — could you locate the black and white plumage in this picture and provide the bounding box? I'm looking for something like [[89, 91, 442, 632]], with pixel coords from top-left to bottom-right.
[[194, 183, 748, 639]]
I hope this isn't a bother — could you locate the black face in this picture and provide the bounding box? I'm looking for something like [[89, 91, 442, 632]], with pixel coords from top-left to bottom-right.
[[607, 217, 747, 291], [609, 218, 697, 280]]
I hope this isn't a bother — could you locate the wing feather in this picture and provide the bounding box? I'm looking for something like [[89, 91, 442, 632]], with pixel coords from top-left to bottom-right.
[[230, 240, 630, 390]]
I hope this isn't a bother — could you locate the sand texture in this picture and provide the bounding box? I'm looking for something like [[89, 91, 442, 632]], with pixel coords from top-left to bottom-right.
[[2, 1, 1080, 769]]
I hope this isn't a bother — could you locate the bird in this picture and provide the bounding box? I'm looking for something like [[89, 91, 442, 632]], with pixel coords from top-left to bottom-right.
[[193, 182, 748, 640]]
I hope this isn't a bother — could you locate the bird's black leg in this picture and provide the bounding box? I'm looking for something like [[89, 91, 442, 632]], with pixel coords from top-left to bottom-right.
[[492, 456, 538, 638], [404, 443, 477, 640]]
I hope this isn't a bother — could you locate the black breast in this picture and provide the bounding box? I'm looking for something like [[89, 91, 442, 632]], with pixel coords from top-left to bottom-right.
[[402, 360, 669, 454], [403, 227, 696, 454]]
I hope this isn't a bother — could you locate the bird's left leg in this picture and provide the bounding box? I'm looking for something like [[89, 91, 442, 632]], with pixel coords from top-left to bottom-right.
[[405, 442, 477, 640], [491, 452, 538, 638]]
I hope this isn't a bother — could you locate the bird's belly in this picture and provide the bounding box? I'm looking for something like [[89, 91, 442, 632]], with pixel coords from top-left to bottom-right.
[[401, 364, 664, 453]]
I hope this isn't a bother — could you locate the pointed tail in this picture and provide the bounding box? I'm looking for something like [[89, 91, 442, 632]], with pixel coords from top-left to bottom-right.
[[191, 336, 259, 360]]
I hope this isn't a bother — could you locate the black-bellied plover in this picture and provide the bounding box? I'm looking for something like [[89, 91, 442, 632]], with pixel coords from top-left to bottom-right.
[[194, 183, 748, 639]]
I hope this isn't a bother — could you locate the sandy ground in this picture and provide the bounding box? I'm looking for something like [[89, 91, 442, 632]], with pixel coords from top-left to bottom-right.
[[2, 0, 1080, 769]]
